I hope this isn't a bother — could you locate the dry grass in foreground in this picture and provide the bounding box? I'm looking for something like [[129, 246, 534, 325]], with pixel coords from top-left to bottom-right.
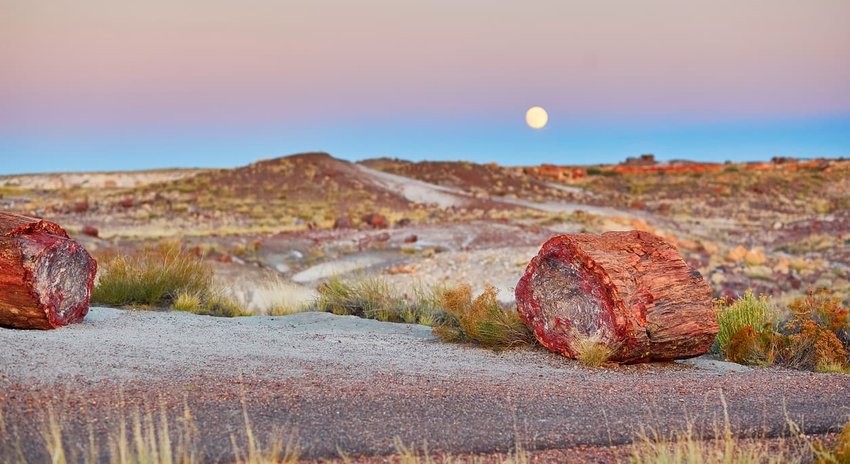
[[3, 399, 849, 464], [0, 399, 299, 464]]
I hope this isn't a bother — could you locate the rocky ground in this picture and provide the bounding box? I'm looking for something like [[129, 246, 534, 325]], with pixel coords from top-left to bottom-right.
[[1, 309, 848, 462]]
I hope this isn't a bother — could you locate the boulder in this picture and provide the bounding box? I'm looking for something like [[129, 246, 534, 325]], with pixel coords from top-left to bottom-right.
[[0, 212, 97, 329], [515, 231, 717, 363]]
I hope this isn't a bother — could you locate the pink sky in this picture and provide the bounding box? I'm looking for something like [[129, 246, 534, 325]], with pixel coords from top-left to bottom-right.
[[3, 0, 849, 130]]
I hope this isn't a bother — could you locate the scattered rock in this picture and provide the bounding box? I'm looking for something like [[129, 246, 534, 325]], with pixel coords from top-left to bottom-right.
[[81, 225, 99, 238], [404, 234, 418, 244], [333, 216, 354, 229], [71, 201, 89, 213], [118, 197, 135, 208], [726, 245, 747, 262], [385, 264, 418, 275], [361, 213, 388, 229], [744, 248, 766, 266]]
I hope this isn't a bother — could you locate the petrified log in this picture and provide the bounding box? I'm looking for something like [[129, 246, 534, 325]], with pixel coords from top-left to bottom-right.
[[515, 231, 717, 363], [0, 212, 97, 329]]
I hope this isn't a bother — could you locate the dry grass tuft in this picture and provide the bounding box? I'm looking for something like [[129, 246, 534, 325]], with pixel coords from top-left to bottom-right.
[[2, 398, 301, 464], [571, 335, 616, 368], [231, 396, 300, 464], [630, 396, 808, 464], [432, 284, 535, 350]]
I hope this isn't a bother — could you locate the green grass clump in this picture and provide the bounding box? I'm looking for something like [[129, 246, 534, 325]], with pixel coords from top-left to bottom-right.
[[314, 277, 392, 318], [571, 336, 615, 368], [714, 291, 775, 356], [93, 242, 247, 317], [432, 284, 535, 350], [312, 277, 441, 326], [93, 242, 213, 308]]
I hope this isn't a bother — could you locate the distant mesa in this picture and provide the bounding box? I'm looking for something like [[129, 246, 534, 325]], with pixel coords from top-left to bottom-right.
[[623, 153, 657, 166]]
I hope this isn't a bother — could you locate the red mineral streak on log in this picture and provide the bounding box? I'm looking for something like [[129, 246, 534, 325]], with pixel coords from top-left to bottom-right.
[[0, 212, 97, 329], [515, 231, 717, 363]]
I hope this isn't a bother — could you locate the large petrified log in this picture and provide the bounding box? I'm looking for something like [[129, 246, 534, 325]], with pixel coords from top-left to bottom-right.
[[515, 231, 717, 363], [0, 212, 97, 329]]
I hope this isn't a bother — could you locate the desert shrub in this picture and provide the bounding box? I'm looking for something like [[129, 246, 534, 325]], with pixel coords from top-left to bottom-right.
[[781, 289, 850, 371], [432, 284, 535, 350], [93, 242, 213, 308], [719, 289, 850, 372], [725, 324, 783, 366], [571, 336, 615, 368], [714, 291, 775, 356]]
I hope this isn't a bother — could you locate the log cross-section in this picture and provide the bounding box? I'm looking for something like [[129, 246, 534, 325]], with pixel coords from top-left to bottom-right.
[[515, 231, 717, 363], [0, 212, 97, 329]]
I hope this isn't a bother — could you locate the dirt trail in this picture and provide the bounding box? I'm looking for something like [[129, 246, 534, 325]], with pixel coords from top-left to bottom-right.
[[1, 308, 848, 461]]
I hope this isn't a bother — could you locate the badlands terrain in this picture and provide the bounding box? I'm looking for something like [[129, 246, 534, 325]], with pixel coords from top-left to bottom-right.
[[1, 152, 848, 310], [1, 153, 849, 462]]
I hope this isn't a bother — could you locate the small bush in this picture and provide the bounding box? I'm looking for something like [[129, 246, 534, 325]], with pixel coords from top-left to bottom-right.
[[782, 290, 850, 371], [571, 335, 615, 368], [432, 284, 535, 350], [93, 242, 213, 308], [715, 291, 775, 356]]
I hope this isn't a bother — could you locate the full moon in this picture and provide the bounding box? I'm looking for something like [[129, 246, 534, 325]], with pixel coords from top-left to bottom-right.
[[525, 106, 548, 129]]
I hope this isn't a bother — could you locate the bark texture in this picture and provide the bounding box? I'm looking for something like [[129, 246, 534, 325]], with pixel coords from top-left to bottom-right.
[[0, 212, 97, 329], [515, 231, 717, 363]]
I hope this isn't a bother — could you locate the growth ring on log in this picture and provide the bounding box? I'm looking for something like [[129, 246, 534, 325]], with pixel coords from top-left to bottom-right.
[[515, 231, 717, 363], [0, 212, 97, 329]]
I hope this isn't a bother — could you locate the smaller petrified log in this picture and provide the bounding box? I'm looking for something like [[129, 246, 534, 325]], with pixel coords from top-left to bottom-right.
[[515, 231, 717, 363], [0, 212, 97, 329]]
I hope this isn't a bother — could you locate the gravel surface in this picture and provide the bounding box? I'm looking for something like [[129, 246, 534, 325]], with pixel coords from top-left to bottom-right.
[[1, 308, 849, 462]]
